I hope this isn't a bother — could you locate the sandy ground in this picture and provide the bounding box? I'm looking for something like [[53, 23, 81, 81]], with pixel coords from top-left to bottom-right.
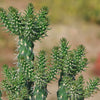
[[0, 0, 100, 100]]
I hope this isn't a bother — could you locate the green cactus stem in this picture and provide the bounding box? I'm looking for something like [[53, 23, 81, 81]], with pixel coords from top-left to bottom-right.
[[0, 3, 49, 100], [32, 50, 48, 100], [32, 50, 60, 100], [18, 37, 34, 66], [0, 3, 49, 64], [52, 38, 100, 100], [32, 85, 48, 100], [0, 3, 100, 100], [57, 42, 87, 100]]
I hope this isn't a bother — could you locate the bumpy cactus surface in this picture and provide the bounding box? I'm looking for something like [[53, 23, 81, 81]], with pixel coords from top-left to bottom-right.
[[0, 3, 48, 65], [52, 38, 100, 100], [0, 3, 49, 100], [0, 3, 100, 100]]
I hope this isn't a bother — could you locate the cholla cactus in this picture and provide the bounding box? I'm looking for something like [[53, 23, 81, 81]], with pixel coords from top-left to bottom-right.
[[31, 50, 57, 100], [0, 3, 49, 100], [2, 50, 56, 100], [52, 38, 100, 100], [0, 3, 100, 100], [0, 3, 48, 66]]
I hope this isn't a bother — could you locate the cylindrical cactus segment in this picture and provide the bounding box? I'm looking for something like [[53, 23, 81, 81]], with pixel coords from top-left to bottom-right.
[[32, 85, 48, 100], [57, 85, 84, 100], [57, 85, 68, 100], [31, 50, 48, 100], [0, 7, 22, 35], [18, 36, 34, 66], [56, 39, 87, 100], [57, 75, 84, 100]]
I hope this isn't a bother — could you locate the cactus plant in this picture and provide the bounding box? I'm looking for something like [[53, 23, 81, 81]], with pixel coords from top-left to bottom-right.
[[0, 3, 100, 100], [52, 38, 100, 100], [0, 3, 49, 100]]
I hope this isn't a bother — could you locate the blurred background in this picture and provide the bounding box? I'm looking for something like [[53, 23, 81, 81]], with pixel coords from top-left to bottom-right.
[[0, 0, 100, 100]]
